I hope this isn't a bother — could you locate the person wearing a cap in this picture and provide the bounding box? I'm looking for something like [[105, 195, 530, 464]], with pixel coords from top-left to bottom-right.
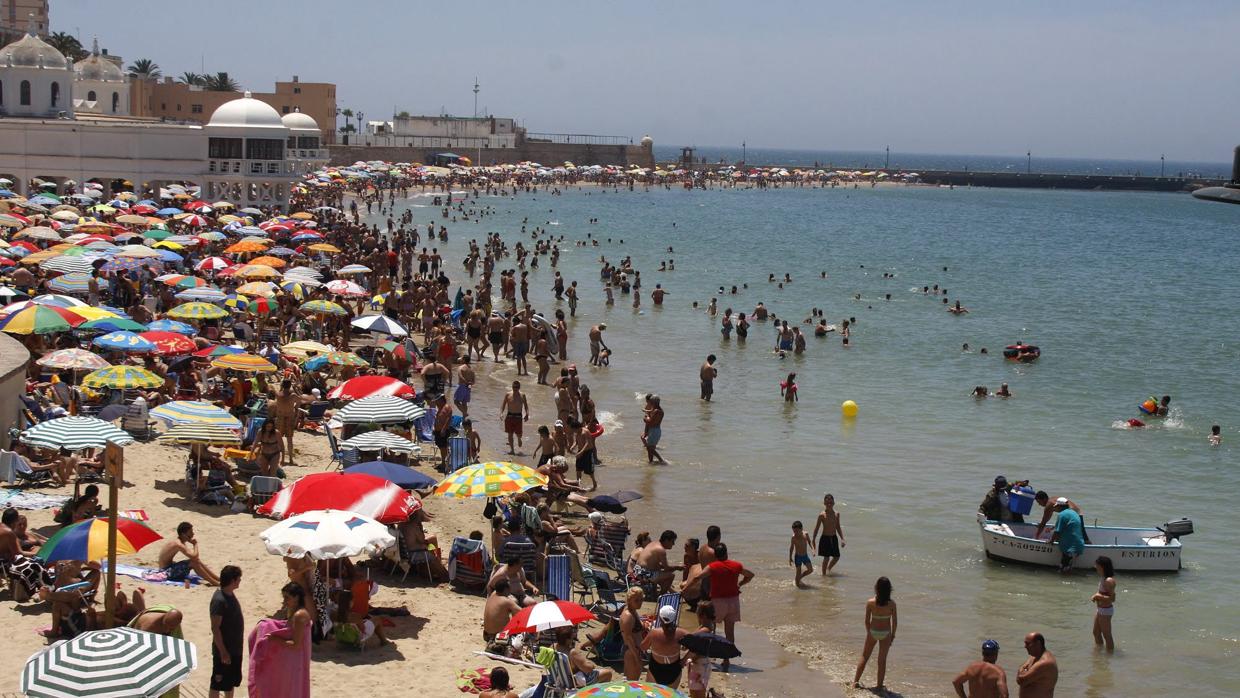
[[1032, 492, 1088, 542], [1049, 498, 1086, 572], [978, 476, 1028, 524], [952, 639, 1008, 697], [640, 604, 688, 688]]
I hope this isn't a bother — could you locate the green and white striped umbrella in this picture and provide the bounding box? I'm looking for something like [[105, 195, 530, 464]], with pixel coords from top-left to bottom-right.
[[341, 430, 421, 454], [336, 395, 426, 425], [157, 422, 242, 446], [21, 626, 197, 698], [20, 416, 135, 451]]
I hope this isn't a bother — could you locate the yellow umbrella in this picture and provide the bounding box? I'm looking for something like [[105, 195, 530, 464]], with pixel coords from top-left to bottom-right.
[[211, 201, 236, 209], [151, 240, 184, 250], [289, 212, 315, 220], [211, 352, 277, 373], [234, 264, 282, 280], [308, 243, 341, 254], [280, 340, 333, 359], [235, 281, 277, 297], [63, 306, 120, 322]]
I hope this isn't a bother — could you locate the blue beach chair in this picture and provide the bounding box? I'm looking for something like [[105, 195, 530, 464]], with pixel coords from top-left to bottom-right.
[[544, 554, 571, 602]]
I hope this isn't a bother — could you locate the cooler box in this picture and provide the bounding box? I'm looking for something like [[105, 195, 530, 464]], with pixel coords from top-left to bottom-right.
[[1008, 486, 1035, 516]]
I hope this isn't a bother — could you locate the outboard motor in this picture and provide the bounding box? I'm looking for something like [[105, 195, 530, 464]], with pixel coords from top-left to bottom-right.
[[1160, 518, 1194, 543]]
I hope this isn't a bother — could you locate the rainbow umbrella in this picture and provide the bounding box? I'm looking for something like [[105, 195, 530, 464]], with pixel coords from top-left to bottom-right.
[[92, 331, 157, 353], [433, 461, 547, 499], [236, 281, 277, 298], [167, 301, 228, 320], [45, 272, 92, 295], [303, 351, 368, 370], [300, 299, 347, 316], [221, 293, 250, 311], [62, 306, 120, 322], [248, 297, 275, 315], [81, 365, 164, 389], [211, 352, 277, 373], [0, 304, 80, 334], [36, 517, 162, 563], [36, 348, 110, 371], [150, 400, 242, 429], [160, 274, 208, 289], [569, 683, 687, 698]]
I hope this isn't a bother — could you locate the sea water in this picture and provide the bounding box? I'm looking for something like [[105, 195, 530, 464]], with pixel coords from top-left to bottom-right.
[[381, 182, 1240, 696]]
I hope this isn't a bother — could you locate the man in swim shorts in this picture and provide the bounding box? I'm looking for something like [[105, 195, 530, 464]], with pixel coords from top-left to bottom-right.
[[454, 355, 474, 417], [642, 395, 666, 464], [499, 381, 529, 454], [812, 494, 846, 575]]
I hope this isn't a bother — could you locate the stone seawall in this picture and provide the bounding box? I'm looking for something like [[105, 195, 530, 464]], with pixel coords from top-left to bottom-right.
[[328, 142, 653, 169]]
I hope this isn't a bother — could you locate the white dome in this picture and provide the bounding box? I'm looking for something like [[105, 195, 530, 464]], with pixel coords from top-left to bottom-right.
[[640, 135, 654, 147], [75, 54, 124, 82], [207, 92, 285, 129], [281, 111, 319, 132], [0, 32, 69, 70]]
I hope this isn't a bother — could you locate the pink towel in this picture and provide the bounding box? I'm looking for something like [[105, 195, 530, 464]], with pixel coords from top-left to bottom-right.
[[247, 618, 310, 698]]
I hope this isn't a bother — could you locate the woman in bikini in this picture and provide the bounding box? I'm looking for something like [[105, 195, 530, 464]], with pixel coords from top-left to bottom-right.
[[1091, 555, 1117, 651], [641, 605, 687, 689], [255, 420, 284, 477], [852, 576, 897, 692]]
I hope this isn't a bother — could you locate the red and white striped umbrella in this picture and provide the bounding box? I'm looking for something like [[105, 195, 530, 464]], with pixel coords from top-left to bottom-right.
[[327, 375, 415, 401], [255, 471, 421, 524], [195, 256, 231, 271], [325, 279, 367, 297], [502, 600, 596, 634]]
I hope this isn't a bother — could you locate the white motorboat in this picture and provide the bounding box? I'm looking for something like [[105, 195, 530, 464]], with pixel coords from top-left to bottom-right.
[[978, 514, 1192, 572]]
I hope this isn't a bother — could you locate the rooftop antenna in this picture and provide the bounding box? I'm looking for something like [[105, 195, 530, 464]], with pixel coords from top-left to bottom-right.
[[473, 78, 480, 118]]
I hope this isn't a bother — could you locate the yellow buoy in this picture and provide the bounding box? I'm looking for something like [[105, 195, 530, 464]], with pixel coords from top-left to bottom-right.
[[841, 400, 858, 418]]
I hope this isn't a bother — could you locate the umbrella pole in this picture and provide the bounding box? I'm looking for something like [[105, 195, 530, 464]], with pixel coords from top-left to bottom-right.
[[102, 442, 124, 629]]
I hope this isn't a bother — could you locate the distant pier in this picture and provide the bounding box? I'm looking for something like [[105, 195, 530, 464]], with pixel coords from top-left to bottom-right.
[[910, 170, 1223, 192]]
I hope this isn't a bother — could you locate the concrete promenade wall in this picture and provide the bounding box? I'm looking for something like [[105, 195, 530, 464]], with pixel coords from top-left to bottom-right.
[[0, 333, 29, 448], [328, 143, 654, 169]]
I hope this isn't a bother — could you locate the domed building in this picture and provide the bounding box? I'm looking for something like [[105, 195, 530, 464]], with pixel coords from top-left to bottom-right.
[[202, 92, 301, 207], [0, 29, 73, 118], [282, 108, 328, 173], [73, 39, 128, 116]]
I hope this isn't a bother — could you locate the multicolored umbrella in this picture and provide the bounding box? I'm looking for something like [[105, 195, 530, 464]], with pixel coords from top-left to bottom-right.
[[21, 627, 197, 698], [62, 306, 119, 322], [166, 301, 228, 320], [337, 395, 426, 425], [326, 375, 414, 400], [351, 314, 408, 336], [138, 330, 196, 355], [235, 281, 277, 298], [159, 274, 208, 289], [35, 516, 161, 562], [20, 416, 135, 451], [92, 331, 157, 353], [256, 472, 421, 523], [194, 256, 231, 271], [221, 293, 250, 311], [211, 352, 277, 373], [259, 510, 395, 560], [36, 348, 110, 371], [150, 400, 242, 429], [248, 297, 275, 315], [300, 299, 347, 316], [0, 304, 81, 334], [31, 293, 89, 309], [433, 461, 547, 499], [502, 600, 596, 635], [157, 423, 242, 446], [81, 365, 163, 389], [568, 683, 687, 698], [45, 272, 92, 295]]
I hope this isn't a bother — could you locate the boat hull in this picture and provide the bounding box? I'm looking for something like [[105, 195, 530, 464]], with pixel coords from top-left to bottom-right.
[[979, 520, 1182, 572]]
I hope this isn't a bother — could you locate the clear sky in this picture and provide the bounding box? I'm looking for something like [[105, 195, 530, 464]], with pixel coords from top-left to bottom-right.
[[53, 1, 1240, 162]]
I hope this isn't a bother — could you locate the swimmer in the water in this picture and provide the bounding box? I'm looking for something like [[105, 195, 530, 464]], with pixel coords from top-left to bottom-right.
[[1209, 425, 1222, 446], [962, 343, 971, 352], [972, 386, 990, 398], [949, 301, 969, 314], [995, 383, 1011, 397]]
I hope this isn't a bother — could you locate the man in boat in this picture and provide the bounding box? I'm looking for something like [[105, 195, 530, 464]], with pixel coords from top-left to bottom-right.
[[1032, 492, 1090, 543], [1049, 499, 1086, 573], [979, 476, 1027, 523], [952, 639, 1008, 698]]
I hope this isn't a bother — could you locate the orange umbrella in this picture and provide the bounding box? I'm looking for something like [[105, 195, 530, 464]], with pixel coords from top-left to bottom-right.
[[225, 240, 269, 254], [247, 255, 287, 268]]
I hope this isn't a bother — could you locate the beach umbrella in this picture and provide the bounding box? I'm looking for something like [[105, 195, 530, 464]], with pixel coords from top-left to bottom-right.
[[327, 375, 415, 401], [0, 286, 24, 300], [20, 416, 135, 451], [234, 263, 282, 280], [433, 461, 547, 499], [284, 266, 323, 280], [247, 255, 287, 268], [337, 264, 372, 275], [339, 430, 420, 454], [568, 683, 686, 698], [16, 225, 62, 241], [299, 299, 347, 316], [37, 348, 110, 371], [35, 516, 160, 562], [115, 213, 149, 225], [325, 279, 366, 297], [255, 471, 421, 523], [174, 213, 208, 227], [502, 600, 596, 635], [679, 632, 742, 659], [279, 281, 308, 300], [194, 256, 230, 272], [92, 331, 157, 353], [279, 339, 333, 359], [337, 396, 426, 425], [45, 272, 92, 295], [31, 293, 88, 309], [20, 626, 196, 698], [0, 304, 81, 334], [79, 317, 147, 333], [81, 365, 163, 389], [159, 274, 208, 290], [142, 229, 171, 241], [174, 287, 228, 303], [345, 461, 437, 490], [138, 330, 196, 355], [98, 257, 151, 274], [247, 297, 277, 315], [302, 351, 368, 370], [259, 509, 395, 560], [211, 352, 276, 373], [150, 400, 242, 428], [167, 301, 228, 320], [308, 243, 341, 254], [350, 314, 408, 336], [41, 256, 97, 275], [221, 293, 250, 311], [62, 306, 119, 323], [158, 423, 242, 446], [235, 281, 277, 298], [224, 240, 269, 254], [114, 245, 162, 259], [145, 319, 196, 335]]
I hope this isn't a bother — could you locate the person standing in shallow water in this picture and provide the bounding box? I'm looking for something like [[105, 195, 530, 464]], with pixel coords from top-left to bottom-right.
[[853, 576, 897, 693], [1092, 555, 1117, 652], [700, 355, 717, 402], [642, 394, 666, 464]]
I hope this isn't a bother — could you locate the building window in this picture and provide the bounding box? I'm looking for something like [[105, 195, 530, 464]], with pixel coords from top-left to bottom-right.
[[250, 162, 262, 174], [266, 162, 279, 174], [50, 82, 59, 108], [208, 137, 243, 159], [176, 104, 182, 111], [87, 90, 96, 102], [208, 161, 216, 173], [293, 87, 300, 94], [20, 80, 31, 106], [245, 138, 284, 161], [112, 92, 119, 113], [161, 102, 166, 109], [191, 104, 202, 113], [281, 105, 289, 114]]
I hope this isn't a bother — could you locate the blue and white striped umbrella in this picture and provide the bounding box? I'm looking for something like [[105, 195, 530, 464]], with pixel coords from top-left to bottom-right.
[[31, 294, 88, 308], [350, 314, 408, 337], [174, 287, 227, 302], [21, 627, 197, 698], [20, 416, 135, 451]]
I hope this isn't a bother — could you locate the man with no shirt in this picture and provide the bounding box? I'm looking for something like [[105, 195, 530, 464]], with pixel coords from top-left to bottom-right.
[[500, 381, 530, 454], [589, 324, 608, 366], [700, 355, 717, 402], [1016, 632, 1057, 698], [954, 639, 1009, 698]]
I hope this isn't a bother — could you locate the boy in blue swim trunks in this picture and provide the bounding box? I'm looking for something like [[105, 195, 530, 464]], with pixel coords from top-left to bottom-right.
[[789, 521, 814, 588]]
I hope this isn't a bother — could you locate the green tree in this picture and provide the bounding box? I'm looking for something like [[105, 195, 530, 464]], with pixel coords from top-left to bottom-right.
[[396, 110, 411, 119], [202, 72, 240, 92], [178, 72, 205, 86], [46, 32, 86, 62], [127, 58, 162, 80]]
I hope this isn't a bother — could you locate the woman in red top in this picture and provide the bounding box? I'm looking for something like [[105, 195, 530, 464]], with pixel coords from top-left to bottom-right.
[[781, 373, 798, 403], [681, 543, 753, 670]]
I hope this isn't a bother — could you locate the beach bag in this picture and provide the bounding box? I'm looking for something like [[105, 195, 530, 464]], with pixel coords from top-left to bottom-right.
[[482, 497, 497, 521]]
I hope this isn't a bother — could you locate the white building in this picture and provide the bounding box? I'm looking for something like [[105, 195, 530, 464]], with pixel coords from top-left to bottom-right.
[[0, 31, 322, 209], [366, 114, 520, 149]]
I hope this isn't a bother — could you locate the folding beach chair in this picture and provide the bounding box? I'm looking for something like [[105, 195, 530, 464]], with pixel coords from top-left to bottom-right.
[[447, 536, 492, 591], [390, 537, 434, 582], [413, 408, 435, 442], [447, 436, 469, 472], [500, 535, 540, 584], [299, 400, 330, 429], [247, 476, 282, 511], [598, 517, 630, 560], [0, 450, 52, 487], [544, 555, 571, 602], [652, 592, 681, 628], [585, 529, 624, 572], [325, 427, 360, 471]]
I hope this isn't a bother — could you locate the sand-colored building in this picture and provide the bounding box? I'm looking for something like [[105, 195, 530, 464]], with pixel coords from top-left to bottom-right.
[[0, 0, 48, 46], [130, 76, 337, 143]]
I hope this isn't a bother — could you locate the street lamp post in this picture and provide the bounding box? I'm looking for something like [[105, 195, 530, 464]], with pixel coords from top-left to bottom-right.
[[1027, 151, 1032, 175], [1161, 154, 1165, 178], [885, 145, 890, 169], [357, 112, 365, 145]]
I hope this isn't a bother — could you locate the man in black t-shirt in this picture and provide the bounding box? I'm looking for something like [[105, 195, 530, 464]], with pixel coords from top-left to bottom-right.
[[209, 565, 244, 698]]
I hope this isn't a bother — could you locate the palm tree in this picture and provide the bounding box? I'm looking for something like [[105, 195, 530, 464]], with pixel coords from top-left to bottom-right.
[[127, 58, 161, 80], [178, 72, 205, 86], [202, 72, 240, 92], [46, 32, 86, 61]]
